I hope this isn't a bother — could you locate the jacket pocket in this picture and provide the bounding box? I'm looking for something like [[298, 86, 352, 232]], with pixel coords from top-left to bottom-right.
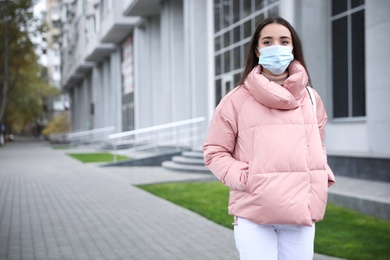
[[244, 161, 255, 194], [248, 172, 312, 225]]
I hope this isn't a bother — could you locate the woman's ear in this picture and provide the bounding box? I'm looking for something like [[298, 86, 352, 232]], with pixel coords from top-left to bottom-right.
[[255, 47, 260, 58]]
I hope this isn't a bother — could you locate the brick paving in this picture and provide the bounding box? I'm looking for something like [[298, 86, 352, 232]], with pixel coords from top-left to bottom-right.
[[0, 140, 237, 260], [0, 139, 345, 260]]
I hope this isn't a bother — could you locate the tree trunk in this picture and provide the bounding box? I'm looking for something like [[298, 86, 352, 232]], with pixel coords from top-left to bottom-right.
[[0, 0, 9, 123]]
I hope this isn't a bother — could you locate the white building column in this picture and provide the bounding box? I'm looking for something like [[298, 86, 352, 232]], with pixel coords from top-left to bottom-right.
[[133, 16, 160, 129], [109, 48, 122, 132], [279, 0, 296, 25], [92, 64, 104, 128], [183, 0, 210, 121], [366, 0, 390, 155]]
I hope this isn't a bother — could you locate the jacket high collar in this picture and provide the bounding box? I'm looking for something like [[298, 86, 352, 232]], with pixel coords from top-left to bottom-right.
[[244, 61, 308, 110]]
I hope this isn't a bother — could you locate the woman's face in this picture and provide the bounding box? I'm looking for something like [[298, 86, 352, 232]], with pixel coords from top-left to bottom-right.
[[256, 23, 293, 55], [256, 23, 293, 75], [258, 23, 293, 49]]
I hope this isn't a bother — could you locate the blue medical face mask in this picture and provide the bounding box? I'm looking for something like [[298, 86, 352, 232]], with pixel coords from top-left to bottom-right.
[[258, 45, 294, 75]]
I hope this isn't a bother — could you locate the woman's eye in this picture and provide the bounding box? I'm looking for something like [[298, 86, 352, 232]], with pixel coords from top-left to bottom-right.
[[263, 41, 271, 45], [281, 41, 290, 45]]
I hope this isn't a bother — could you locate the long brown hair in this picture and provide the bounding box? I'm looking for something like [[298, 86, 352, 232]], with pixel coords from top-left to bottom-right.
[[238, 17, 313, 87]]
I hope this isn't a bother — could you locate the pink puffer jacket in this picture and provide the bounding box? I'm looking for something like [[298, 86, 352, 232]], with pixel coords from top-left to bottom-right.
[[203, 61, 335, 226]]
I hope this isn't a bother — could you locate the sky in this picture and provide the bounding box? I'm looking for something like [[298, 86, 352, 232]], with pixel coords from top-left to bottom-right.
[[33, 0, 46, 18], [32, 0, 47, 66]]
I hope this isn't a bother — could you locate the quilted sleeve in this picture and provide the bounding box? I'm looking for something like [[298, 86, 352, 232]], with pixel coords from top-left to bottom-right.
[[203, 108, 249, 191]]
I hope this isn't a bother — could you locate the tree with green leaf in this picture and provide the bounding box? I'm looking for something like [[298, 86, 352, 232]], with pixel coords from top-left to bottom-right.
[[0, 0, 58, 135]]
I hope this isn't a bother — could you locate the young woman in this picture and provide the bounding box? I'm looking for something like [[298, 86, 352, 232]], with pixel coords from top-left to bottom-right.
[[203, 17, 335, 260]]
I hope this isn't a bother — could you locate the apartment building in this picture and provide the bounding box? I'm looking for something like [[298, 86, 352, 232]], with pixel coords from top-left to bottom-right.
[[45, 0, 69, 117], [60, 0, 390, 181]]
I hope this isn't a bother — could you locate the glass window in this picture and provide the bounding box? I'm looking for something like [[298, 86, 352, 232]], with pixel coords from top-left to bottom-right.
[[332, 17, 348, 118], [331, 0, 366, 118], [224, 50, 231, 73], [234, 46, 241, 70], [332, 0, 348, 15], [223, 0, 231, 27], [351, 10, 365, 116], [351, 0, 364, 8], [122, 92, 134, 131], [51, 6, 59, 14], [243, 20, 252, 39], [225, 80, 232, 95], [233, 26, 240, 44], [232, 0, 240, 23], [215, 36, 221, 51], [223, 31, 230, 48], [255, 13, 265, 27], [242, 0, 252, 19], [215, 55, 221, 75], [255, 0, 265, 11], [234, 73, 242, 86], [268, 6, 279, 17], [52, 20, 61, 28], [214, 0, 221, 32], [213, 0, 280, 105], [215, 79, 222, 105]]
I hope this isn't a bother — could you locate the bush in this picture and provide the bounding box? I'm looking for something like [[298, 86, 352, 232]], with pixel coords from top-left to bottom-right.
[[42, 114, 71, 138]]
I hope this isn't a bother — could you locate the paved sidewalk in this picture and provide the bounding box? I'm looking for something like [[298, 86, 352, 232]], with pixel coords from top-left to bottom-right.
[[0, 140, 343, 260]]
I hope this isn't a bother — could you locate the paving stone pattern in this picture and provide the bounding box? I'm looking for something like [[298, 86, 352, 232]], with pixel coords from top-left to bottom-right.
[[0, 140, 344, 260]]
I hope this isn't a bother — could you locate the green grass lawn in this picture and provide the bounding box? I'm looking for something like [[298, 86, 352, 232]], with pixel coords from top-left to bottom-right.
[[137, 181, 390, 260], [52, 145, 72, 150], [68, 153, 130, 163]]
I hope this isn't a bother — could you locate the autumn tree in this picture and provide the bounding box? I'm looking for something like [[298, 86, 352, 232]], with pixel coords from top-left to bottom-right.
[[0, 0, 58, 134]]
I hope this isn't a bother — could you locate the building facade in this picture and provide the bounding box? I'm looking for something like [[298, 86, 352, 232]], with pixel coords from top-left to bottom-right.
[[60, 0, 390, 180], [33, 0, 68, 126], [45, 0, 69, 118]]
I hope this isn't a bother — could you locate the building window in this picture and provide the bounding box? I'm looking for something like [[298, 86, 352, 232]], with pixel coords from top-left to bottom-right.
[[121, 36, 135, 132], [54, 48, 60, 58], [52, 20, 61, 28], [100, 0, 112, 18], [213, 0, 279, 105], [51, 6, 60, 14], [331, 0, 365, 119]]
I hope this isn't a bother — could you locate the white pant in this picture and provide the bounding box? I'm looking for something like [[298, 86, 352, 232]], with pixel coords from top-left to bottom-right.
[[234, 217, 315, 260]]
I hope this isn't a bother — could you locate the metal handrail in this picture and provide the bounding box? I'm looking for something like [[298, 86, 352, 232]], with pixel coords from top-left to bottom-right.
[[108, 117, 206, 162], [48, 126, 116, 146], [68, 126, 115, 139], [67, 126, 116, 146], [109, 117, 205, 139]]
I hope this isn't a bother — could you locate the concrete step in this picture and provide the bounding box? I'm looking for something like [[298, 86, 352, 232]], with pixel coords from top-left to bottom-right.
[[162, 161, 210, 173], [162, 149, 208, 173], [327, 176, 390, 221], [182, 151, 203, 159], [191, 147, 204, 153], [172, 156, 205, 165]]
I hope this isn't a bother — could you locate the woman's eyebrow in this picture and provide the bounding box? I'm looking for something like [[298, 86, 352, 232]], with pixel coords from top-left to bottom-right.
[[261, 36, 291, 40]]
